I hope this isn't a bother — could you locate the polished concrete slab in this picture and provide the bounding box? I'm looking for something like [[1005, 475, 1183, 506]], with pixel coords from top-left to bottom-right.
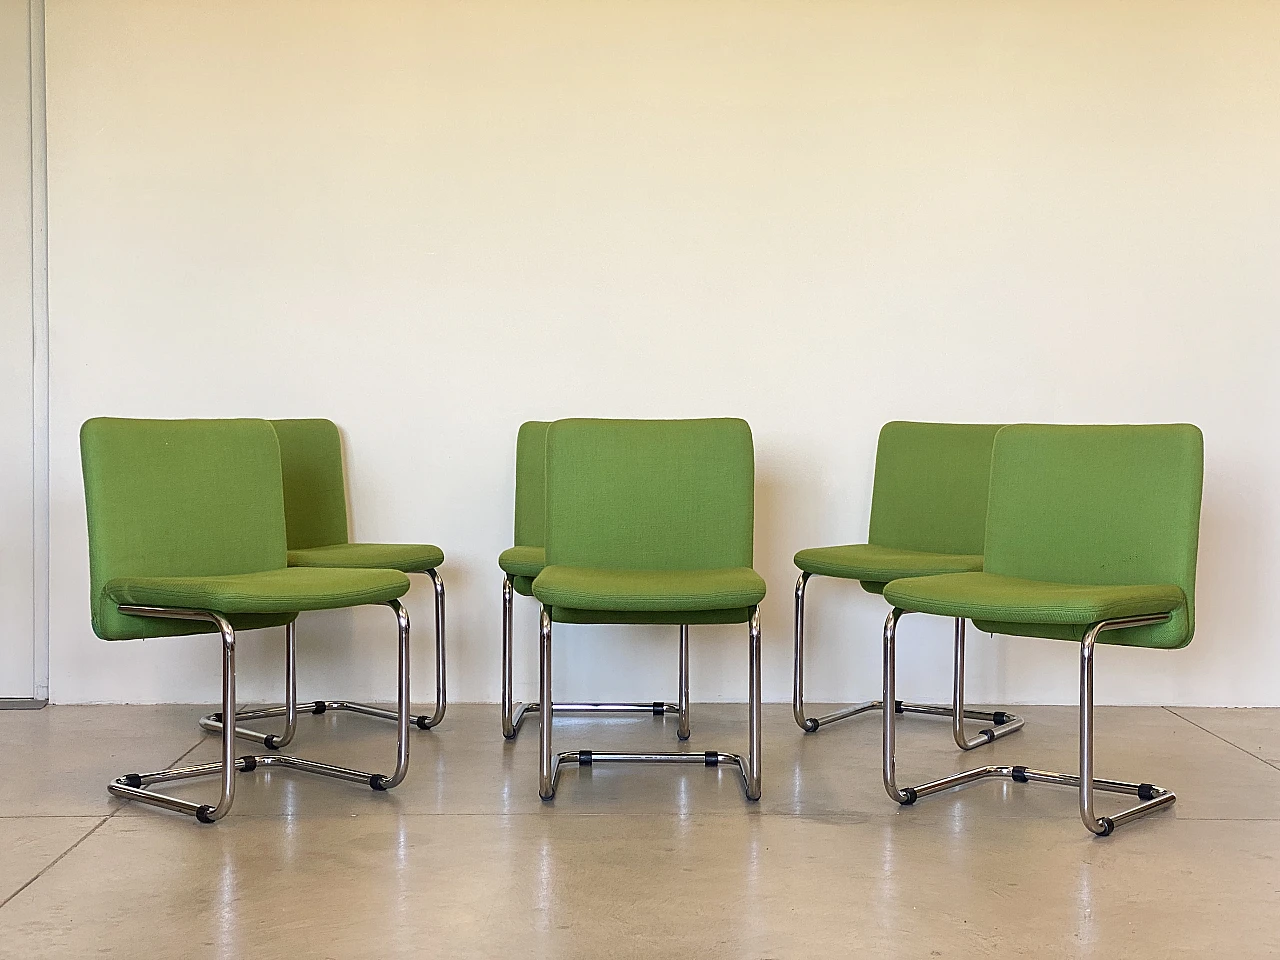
[[2, 703, 1279, 957]]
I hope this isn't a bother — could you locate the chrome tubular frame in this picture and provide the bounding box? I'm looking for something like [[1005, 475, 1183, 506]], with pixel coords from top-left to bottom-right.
[[109, 600, 412, 823], [200, 569, 445, 744], [500, 575, 687, 740], [793, 571, 1025, 747], [882, 608, 1176, 837], [537, 606, 761, 802]]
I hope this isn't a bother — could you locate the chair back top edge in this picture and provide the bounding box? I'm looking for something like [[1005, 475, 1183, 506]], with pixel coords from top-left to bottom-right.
[[544, 418, 755, 571]]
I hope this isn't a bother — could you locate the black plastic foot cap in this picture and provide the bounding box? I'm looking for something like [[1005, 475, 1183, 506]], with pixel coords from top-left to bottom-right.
[[677, 729, 691, 741], [992, 711, 1012, 725], [704, 751, 719, 766], [369, 774, 388, 791], [1011, 765, 1030, 783], [263, 735, 280, 750], [312, 701, 328, 715], [980, 728, 996, 744], [238, 756, 257, 772], [579, 750, 592, 766], [415, 716, 430, 730], [652, 702, 665, 715], [122, 773, 143, 788], [1097, 816, 1115, 837], [1137, 783, 1158, 801], [899, 787, 918, 805], [210, 713, 223, 724], [803, 718, 819, 733], [894, 700, 906, 714], [195, 805, 216, 824]]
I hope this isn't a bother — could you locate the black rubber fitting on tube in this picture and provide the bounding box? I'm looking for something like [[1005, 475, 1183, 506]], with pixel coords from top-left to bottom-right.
[[992, 711, 1012, 725], [263, 735, 280, 750], [415, 716, 430, 730], [980, 728, 996, 744], [1011, 766, 1029, 783], [238, 756, 257, 772], [195, 805, 216, 824], [1098, 816, 1115, 837], [652, 702, 665, 715], [122, 773, 143, 788], [899, 787, 918, 805], [1137, 783, 1157, 802], [210, 713, 223, 724], [802, 718, 819, 733], [704, 751, 719, 766], [894, 700, 905, 714], [369, 774, 388, 791], [312, 701, 327, 715], [579, 750, 592, 766]]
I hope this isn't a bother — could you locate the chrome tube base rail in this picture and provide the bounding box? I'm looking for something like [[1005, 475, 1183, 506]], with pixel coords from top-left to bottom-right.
[[793, 572, 1025, 746], [501, 576, 689, 740], [537, 607, 761, 802], [201, 569, 445, 744], [111, 601, 411, 823], [882, 609, 1175, 837]]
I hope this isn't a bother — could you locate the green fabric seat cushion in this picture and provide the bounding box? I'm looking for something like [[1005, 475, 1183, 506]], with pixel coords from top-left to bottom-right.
[[794, 544, 983, 593], [105, 566, 410, 615], [499, 545, 546, 579], [533, 566, 765, 614], [883, 572, 1185, 644], [549, 606, 754, 625], [289, 542, 444, 573]]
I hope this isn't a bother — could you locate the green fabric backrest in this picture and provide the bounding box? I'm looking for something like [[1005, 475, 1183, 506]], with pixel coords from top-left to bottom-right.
[[984, 423, 1204, 649], [545, 418, 755, 571], [80, 418, 289, 640], [868, 422, 1003, 555], [513, 421, 550, 548], [270, 419, 349, 550]]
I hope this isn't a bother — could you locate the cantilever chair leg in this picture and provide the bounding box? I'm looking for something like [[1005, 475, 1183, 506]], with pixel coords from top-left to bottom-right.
[[538, 606, 760, 802], [110, 600, 412, 823], [502, 576, 689, 740], [793, 572, 1024, 745], [881, 608, 1176, 837], [202, 569, 445, 744]]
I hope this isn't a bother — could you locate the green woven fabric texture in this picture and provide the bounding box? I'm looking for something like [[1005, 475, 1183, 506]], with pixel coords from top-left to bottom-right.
[[511, 577, 537, 598], [533, 567, 766, 612], [513, 421, 550, 549], [270, 419, 349, 550], [534, 418, 760, 624], [289, 542, 444, 573], [105, 566, 409, 614], [81, 418, 294, 640], [868, 421, 1003, 555], [794, 544, 982, 593], [884, 573, 1184, 637], [499, 545, 546, 579], [886, 423, 1204, 649]]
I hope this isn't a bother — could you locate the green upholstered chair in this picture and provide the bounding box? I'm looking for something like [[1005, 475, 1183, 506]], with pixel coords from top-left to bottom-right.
[[198, 419, 446, 748], [880, 423, 1204, 836], [498, 421, 687, 740], [792, 422, 1024, 749], [531, 418, 766, 801], [80, 418, 414, 823]]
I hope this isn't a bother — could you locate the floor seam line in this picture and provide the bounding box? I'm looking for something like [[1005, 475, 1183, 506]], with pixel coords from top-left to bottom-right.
[[0, 814, 111, 912], [1163, 706, 1280, 771]]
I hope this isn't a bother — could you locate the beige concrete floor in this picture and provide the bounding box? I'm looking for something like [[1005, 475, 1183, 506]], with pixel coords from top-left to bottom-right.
[[1, 702, 1279, 959]]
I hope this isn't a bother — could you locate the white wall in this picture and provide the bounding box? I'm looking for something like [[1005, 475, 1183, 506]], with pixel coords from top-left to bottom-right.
[[0, 0, 37, 700], [44, 0, 1280, 706]]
